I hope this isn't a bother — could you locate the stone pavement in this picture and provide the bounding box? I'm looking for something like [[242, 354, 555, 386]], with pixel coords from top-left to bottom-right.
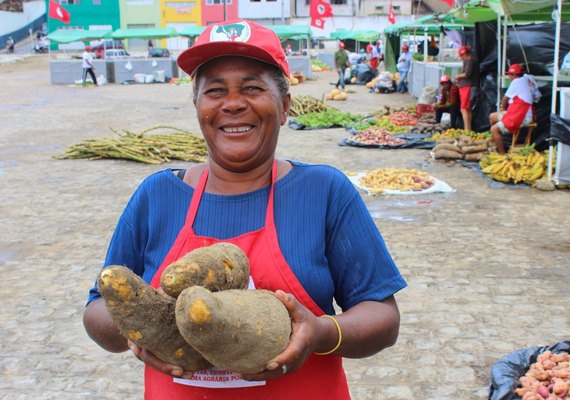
[[0, 56, 568, 400]]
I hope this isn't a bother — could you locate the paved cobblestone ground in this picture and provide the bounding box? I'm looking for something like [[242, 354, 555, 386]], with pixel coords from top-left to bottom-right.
[[0, 55, 568, 399]]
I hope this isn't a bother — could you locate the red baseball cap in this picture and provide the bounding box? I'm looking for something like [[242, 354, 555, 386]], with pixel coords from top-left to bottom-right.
[[339, 42, 345, 48], [458, 45, 471, 56], [85, 45, 91, 51], [439, 75, 451, 83], [402, 45, 409, 51], [507, 64, 524, 75], [177, 19, 290, 78]]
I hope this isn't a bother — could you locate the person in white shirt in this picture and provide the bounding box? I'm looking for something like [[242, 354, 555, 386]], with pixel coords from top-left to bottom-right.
[[490, 64, 537, 154], [82, 46, 98, 87]]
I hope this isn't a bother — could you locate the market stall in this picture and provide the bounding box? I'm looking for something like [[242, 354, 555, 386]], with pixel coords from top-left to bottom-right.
[[109, 28, 179, 83], [270, 25, 313, 79], [46, 29, 114, 84]]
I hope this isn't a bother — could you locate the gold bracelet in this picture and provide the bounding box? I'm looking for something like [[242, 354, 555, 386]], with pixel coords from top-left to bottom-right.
[[314, 315, 342, 356]]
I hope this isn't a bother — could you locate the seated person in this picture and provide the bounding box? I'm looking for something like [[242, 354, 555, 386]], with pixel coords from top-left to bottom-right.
[[435, 75, 461, 129], [490, 64, 537, 154], [351, 60, 376, 85]]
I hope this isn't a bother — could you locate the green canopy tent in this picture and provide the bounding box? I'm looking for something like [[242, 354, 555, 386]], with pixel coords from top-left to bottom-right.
[[177, 26, 206, 38], [269, 25, 312, 53], [47, 29, 112, 44], [110, 27, 178, 40], [450, 0, 570, 184], [329, 29, 381, 53]]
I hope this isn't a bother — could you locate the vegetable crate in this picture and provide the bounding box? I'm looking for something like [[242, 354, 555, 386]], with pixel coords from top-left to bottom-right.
[[416, 104, 435, 117]]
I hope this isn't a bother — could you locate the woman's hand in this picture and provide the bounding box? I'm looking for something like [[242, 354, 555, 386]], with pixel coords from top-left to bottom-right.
[[236, 290, 322, 381], [128, 340, 194, 380]]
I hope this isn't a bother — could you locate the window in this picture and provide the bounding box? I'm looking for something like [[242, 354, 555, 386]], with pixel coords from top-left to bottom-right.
[[330, 0, 346, 4], [93, 0, 101, 4], [375, 5, 383, 11], [61, 0, 81, 4], [393, 5, 400, 10], [206, 0, 232, 4]]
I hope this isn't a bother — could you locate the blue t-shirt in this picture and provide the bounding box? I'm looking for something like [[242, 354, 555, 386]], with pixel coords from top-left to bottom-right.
[[87, 161, 407, 314]]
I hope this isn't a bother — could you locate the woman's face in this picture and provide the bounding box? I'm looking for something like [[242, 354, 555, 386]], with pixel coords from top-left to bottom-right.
[[193, 56, 290, 172]]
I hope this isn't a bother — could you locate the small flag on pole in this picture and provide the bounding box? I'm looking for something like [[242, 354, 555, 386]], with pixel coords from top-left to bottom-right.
[[49, 0, 71, 24], [388, 0, 396, 24], [310, 0, 333, 29]]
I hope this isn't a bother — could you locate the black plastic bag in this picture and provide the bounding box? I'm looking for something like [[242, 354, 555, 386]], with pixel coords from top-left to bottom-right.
[[550, 114, 570, 146], [488, 341, 570, 400]]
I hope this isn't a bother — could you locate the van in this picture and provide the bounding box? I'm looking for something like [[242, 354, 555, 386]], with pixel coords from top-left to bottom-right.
[[105, 49, 130, 59]]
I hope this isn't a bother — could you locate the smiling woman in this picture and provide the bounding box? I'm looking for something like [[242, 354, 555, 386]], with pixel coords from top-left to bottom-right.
[[83, 19, 407, 400]]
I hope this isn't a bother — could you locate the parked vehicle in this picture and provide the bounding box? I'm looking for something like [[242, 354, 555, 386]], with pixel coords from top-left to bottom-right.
[[7, 37, 15, 53], [148, 47, 170, 58], [104, 49, 130, 59], [92, 40, 125, 59]]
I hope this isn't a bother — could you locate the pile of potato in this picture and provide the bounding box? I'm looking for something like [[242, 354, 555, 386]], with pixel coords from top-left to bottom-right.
[[514, 350, 569, 400], [98, 243, 291, 374], [433, 135, 492, 161]]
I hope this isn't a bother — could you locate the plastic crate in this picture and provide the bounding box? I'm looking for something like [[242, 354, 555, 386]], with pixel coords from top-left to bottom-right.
[[416, 103, 435, 117]]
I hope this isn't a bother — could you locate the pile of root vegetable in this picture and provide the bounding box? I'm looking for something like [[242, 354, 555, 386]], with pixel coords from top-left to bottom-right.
[[347, 127, 407, 146], [514, 350, 569, 399], [288, 95, 336, 117], [433, 135, 492, 162], [55, 126, 208, 164], [479, 147, 554, 185], [359, 167, 434, 194], [99, 243, 291, 374], [409, 114, 449, 135]]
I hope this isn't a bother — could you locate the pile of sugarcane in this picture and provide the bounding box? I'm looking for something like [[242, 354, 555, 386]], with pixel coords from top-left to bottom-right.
[[55, 126, 208, 164], [288, 95, 336, 117]]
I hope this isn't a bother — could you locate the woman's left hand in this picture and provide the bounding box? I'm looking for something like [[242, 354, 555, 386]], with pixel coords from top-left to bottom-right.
[[235, 290, 320, 381]]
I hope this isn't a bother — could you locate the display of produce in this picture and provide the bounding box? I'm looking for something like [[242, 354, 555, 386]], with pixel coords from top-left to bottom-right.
[[55, 126, 208, 164], [347, 127, 408, 146], [325, 88, 349, 101], [388, 110, 419, 126], [430, 128, 491, 141], [433, 135, 491, 161], [288, 95, 335, 117], [311, 59, 330, 72], [294, 109, 366, 128], [409, 114, 448, 135], [479, 147, 555, 185], [514, 350, 569, 399], [372, 116, 409, 134], [359, 167, 434, 193]]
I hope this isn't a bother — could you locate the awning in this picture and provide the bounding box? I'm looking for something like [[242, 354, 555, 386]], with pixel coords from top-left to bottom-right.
[[47, 29, 112, 44], [330, 29, 381, 42], [110, 27, 178, 40], [451, 0, 570, 22], [178, 26, 206, 38], [269, 25, 312, 40]]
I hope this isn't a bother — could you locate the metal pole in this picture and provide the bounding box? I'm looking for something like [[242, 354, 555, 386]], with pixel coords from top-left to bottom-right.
[[547, 0, 563, 182], [223, 0, 227, 22], [496, 15, 502, 111], [281, 0, 285, 24]]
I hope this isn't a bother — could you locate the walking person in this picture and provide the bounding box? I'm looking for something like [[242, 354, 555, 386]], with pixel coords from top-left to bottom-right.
[[334, 42, 349, 90], [82, 45, 98, 87]]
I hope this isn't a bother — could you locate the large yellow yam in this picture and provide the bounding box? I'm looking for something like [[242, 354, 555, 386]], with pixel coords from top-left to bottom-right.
[[98, 266, 211, 371], [160, 243, 250, 298], [175, 287, 291, 374]]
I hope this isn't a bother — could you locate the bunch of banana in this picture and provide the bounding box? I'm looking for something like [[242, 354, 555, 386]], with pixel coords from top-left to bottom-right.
[[479, 150, 548, 185], [288, 96, 335, 117], [360, 167, 434, 193]]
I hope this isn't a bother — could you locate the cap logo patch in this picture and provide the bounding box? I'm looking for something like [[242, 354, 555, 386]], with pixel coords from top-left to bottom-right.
[[211, 22, 251, 43]]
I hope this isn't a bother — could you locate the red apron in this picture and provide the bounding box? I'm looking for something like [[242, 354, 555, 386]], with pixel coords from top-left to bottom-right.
[[145, 162, 351, 400], [502, 96, 532, 134]]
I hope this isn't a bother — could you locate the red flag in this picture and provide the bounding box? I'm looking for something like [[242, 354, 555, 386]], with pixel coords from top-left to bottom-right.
[[388, 0, 396, 24], [49, 0, 71, 24], [310, 0, 333, 29], [440, 0, 454, 6]]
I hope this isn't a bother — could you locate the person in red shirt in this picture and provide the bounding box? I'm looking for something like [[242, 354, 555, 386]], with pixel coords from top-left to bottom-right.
[[454, 45, 479, 132], [435, 75, 461, 129]]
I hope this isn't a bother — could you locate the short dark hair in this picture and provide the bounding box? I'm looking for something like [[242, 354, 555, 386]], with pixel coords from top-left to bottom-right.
[[192, 61, 289, 102]]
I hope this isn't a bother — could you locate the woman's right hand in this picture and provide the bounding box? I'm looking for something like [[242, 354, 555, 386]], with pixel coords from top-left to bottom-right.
[[128, 340, 194, 380]]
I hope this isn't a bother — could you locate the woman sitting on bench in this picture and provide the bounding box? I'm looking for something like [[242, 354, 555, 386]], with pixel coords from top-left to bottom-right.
[[490, 64, 538, 154]]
